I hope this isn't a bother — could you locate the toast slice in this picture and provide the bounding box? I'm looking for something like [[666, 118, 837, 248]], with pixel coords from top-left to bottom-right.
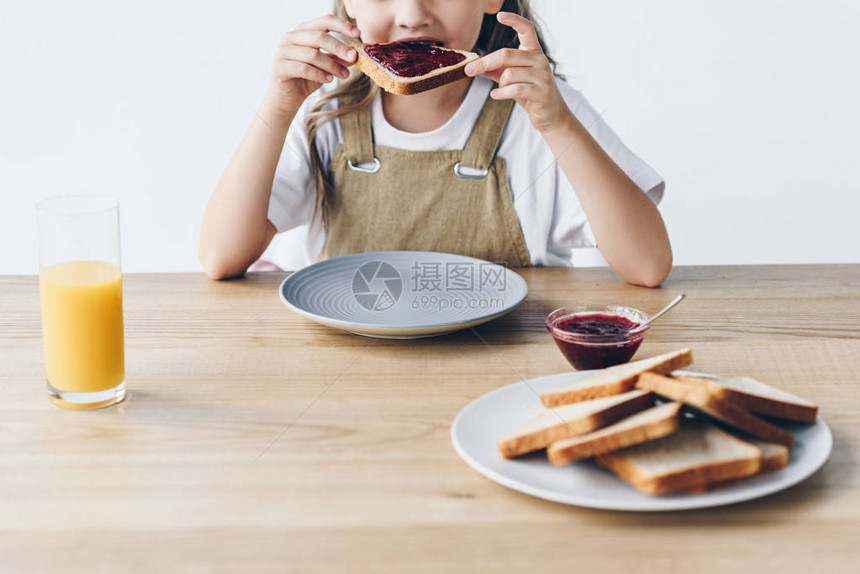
[[700, 376, 818, 423], [498, 390, 654, 459], [351, 41, 479, 95], [754, 440, 791, 472], [636, 373, 794, 447], [547, 401, 683, 465], [596, 420, 763, 494], [688, 439, 789, 493], [540, 348, 692, 407]]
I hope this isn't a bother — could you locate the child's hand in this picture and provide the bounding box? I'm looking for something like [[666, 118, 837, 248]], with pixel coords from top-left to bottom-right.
[[464, 12, 570, 135], [264, 15, 360, 118]]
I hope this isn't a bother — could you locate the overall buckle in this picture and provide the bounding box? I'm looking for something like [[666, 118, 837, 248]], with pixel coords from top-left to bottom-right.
[[347, 157, 382, 174], [453, 162, 489, 179]]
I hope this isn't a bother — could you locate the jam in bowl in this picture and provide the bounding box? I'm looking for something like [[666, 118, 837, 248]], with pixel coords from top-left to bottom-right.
[[546, 305, 651, 370]]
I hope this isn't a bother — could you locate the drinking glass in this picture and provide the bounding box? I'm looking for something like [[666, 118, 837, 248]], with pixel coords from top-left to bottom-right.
[[37, 196, 126, 408]]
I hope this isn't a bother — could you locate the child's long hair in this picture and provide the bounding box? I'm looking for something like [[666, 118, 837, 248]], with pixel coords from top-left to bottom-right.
[[306, 0, 562, 230]]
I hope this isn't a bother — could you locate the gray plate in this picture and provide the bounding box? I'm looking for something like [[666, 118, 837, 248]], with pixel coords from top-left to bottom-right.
[[451, 370, 832, 511], [279, 251, 529, 338]]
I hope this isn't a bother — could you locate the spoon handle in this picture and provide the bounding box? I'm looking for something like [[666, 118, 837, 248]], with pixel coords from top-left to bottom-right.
[[647, 294, 686, 325]]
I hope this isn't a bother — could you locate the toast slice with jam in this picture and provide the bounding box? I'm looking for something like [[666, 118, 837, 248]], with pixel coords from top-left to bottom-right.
[[351, 41, 479, 95]]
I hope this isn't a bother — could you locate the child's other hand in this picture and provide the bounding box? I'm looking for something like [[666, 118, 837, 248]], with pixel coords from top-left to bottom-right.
[[464, 12, 570, 135], [264, 15, 360, 119]]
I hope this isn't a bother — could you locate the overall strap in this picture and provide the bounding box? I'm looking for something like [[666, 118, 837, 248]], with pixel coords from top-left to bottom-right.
[[340, 97, 375, 165], [460, 96, 516, 171]]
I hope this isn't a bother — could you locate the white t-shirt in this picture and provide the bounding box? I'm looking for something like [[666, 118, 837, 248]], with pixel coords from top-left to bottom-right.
[[265, 75, 664, 268]]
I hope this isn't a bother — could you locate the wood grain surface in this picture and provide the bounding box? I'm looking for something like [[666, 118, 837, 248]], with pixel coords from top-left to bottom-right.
[[1, 265, 858, 573]]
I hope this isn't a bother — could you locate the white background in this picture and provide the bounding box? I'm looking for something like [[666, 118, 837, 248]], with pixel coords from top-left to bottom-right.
[[2, 0, 858, 274]]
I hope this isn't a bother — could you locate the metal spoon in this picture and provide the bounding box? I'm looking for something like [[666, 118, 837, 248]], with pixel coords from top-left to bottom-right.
[[631, 294, 686, 333]]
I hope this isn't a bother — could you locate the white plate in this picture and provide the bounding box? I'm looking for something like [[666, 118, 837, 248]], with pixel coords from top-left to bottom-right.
[[451, 370, 832, 511], [279, 251, 528, 339]]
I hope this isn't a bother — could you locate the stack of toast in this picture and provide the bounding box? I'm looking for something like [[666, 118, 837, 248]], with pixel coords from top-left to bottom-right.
[[498, 348, 819, 495]]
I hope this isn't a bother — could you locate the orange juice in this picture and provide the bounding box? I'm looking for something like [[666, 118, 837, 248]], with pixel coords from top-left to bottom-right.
[[39, 261, 125, 393]]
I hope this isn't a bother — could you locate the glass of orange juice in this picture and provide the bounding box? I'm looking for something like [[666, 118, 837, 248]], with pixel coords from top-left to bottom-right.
[[37, 196, 126, 409]]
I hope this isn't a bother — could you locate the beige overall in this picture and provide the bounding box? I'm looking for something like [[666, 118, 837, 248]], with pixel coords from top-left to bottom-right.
[[321, 92, 532, 268]]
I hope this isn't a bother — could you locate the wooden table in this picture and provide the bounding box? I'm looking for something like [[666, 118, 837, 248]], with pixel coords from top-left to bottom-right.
[[1, 265, 858, 573]]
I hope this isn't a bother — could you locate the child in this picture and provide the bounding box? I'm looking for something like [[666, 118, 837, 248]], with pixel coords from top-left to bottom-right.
[[199, 0, 672, 287]]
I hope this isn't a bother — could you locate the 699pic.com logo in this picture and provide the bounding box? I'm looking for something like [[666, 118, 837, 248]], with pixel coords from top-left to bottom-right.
[[352, 261, 402, 311]]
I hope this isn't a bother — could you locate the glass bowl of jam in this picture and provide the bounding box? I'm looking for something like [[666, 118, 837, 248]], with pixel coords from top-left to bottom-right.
[[546, 305, 650, 370]]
